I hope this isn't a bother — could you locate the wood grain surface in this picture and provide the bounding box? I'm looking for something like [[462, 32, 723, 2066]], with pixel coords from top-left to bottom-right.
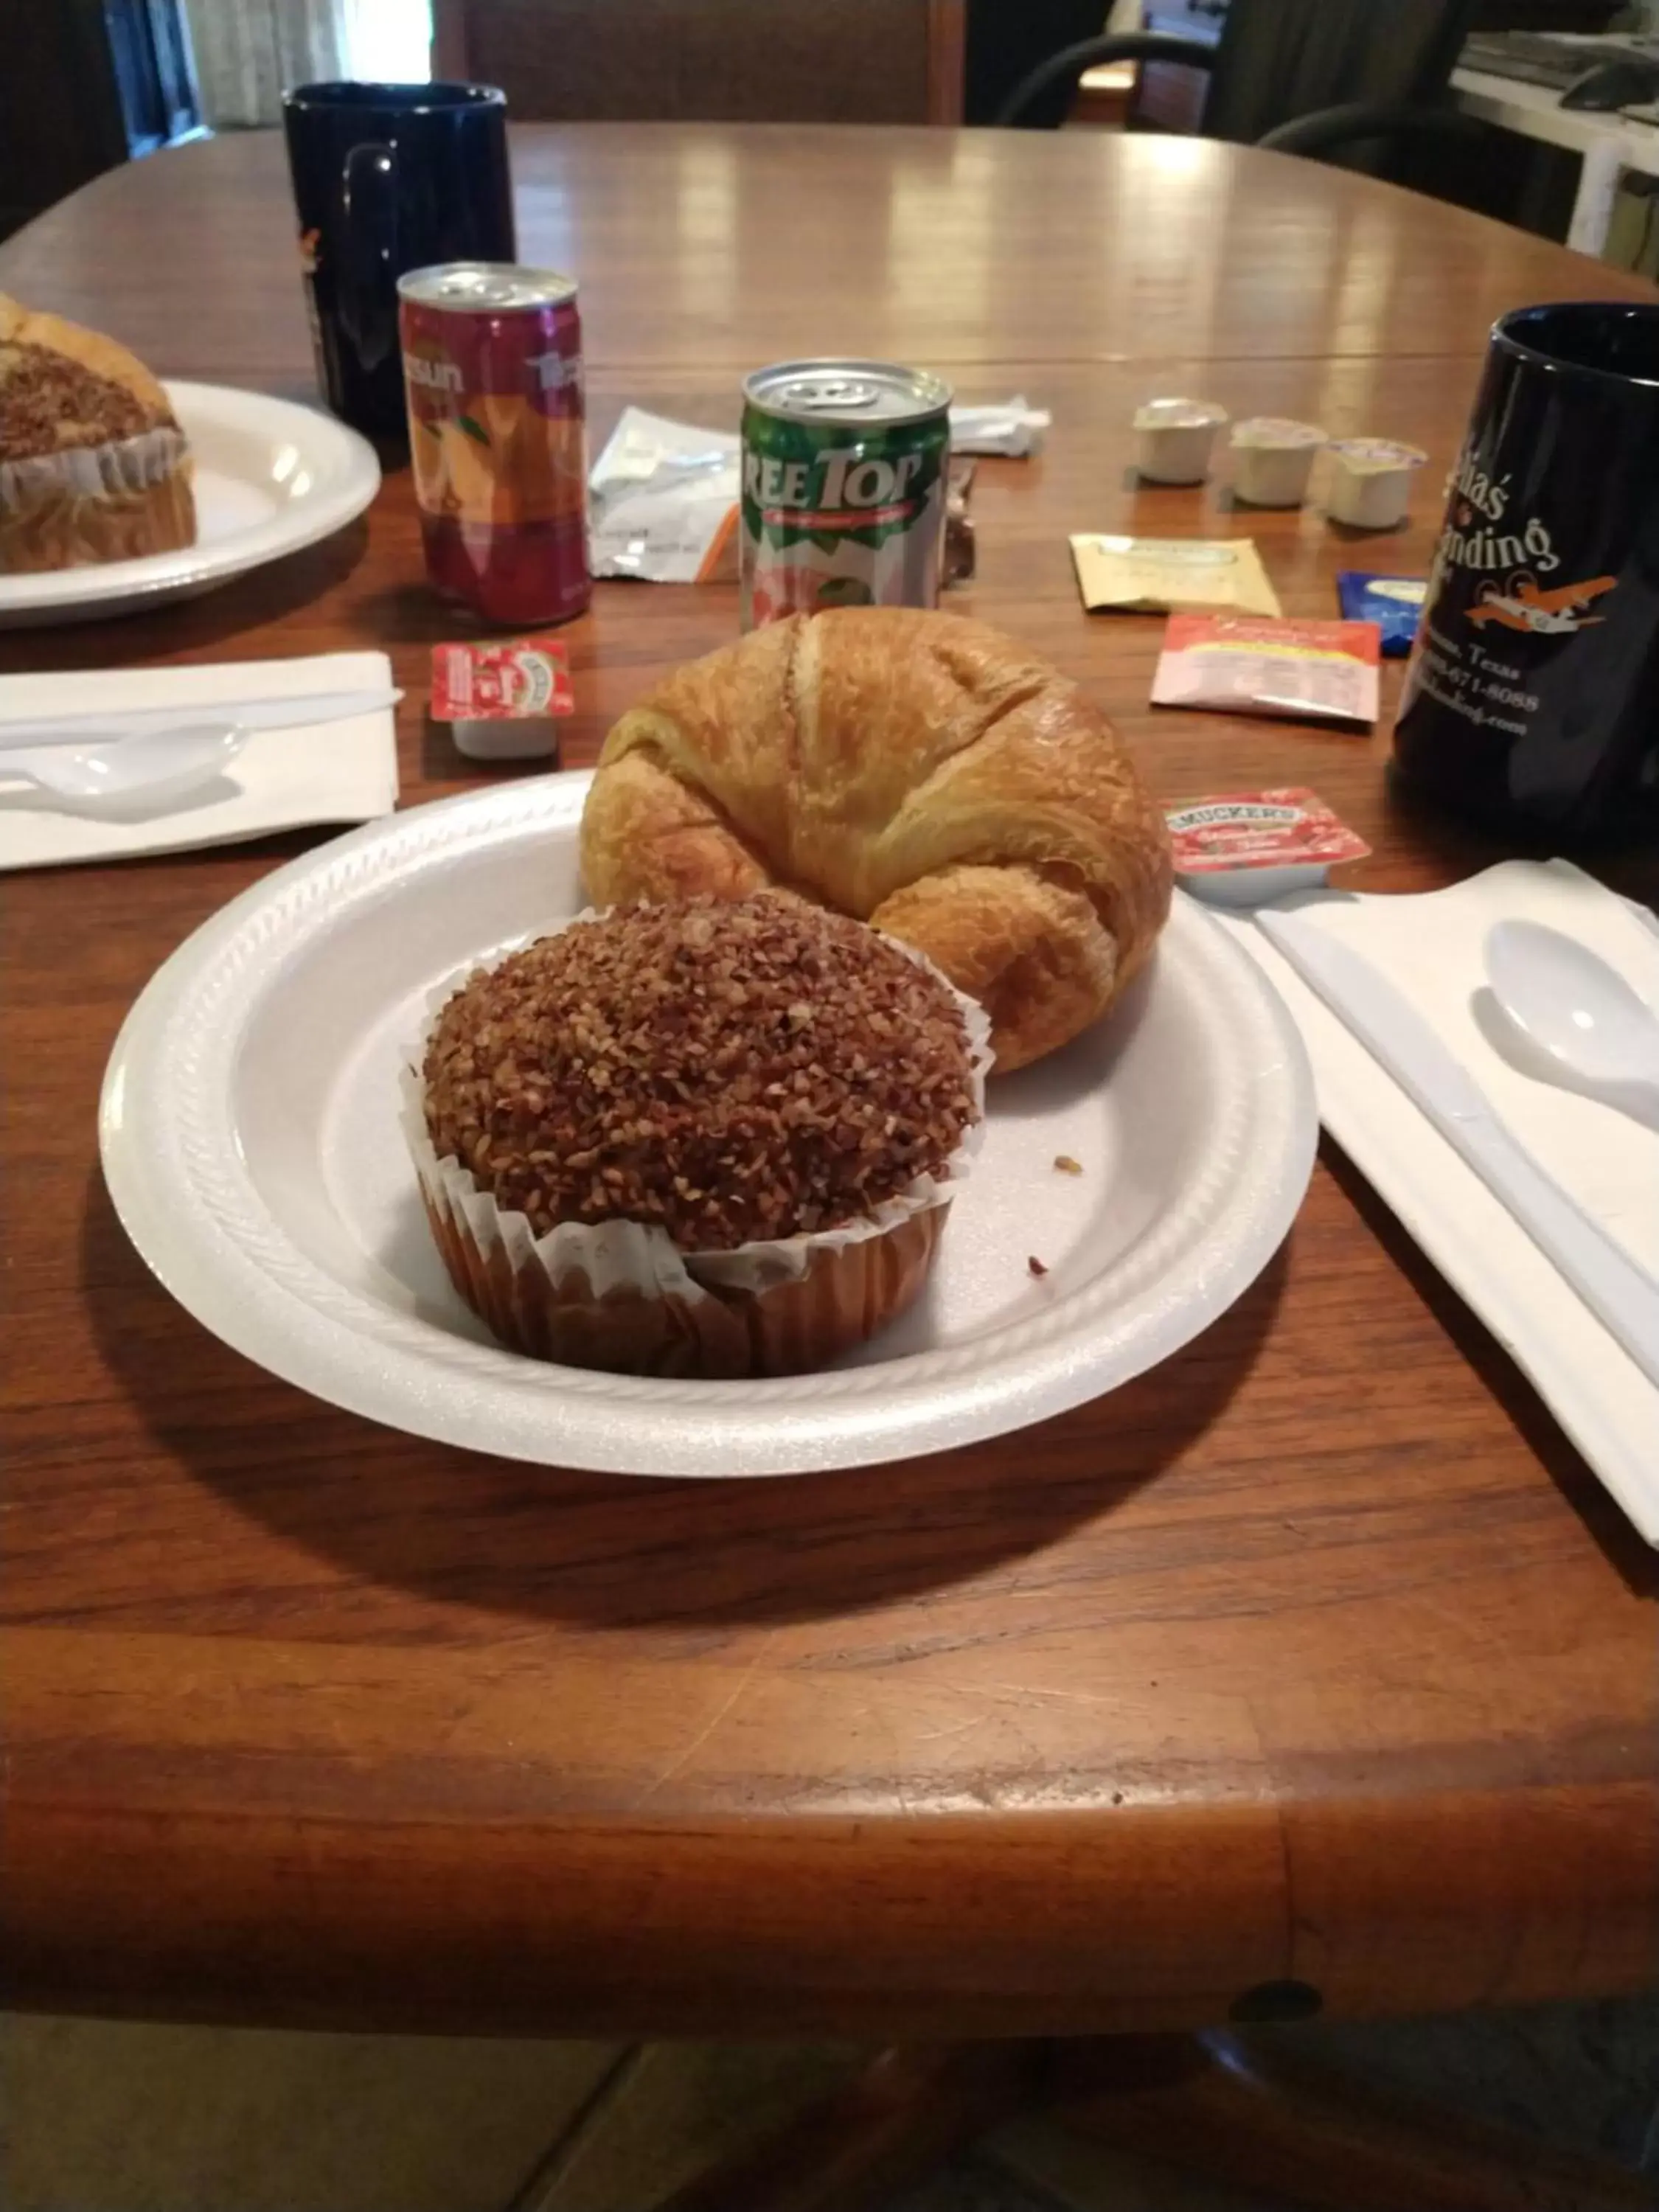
[[1, 127, 1656, 2037]]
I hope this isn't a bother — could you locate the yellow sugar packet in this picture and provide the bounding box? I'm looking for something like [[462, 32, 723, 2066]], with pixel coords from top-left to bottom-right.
[[1070, 533, 1282, 618]]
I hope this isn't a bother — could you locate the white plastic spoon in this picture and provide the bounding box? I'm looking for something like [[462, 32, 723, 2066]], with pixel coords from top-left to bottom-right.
[[1485, 919, 1659, 1129], [0, 722, 249, 814]]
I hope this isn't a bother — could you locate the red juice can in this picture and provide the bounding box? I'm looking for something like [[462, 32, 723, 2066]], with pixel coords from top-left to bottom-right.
[[397, 262, 589, 627]]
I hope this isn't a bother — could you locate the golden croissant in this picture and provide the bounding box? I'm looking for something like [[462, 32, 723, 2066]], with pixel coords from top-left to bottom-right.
[[579, 608, 1172, 1071]]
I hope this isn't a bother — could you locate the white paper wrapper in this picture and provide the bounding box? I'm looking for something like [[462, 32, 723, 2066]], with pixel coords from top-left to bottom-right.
[[403, 912, 993, 1374], [950, 396, 1051, 458], [0, 422, 192, 571], [587, 407, 741, 583], [0, 422, 186, 508]]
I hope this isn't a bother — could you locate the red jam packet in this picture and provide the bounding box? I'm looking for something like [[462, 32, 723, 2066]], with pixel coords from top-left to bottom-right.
[[431, 636, 574, 722], [1166, 788, 1371, 904], [1151, 613, 1380, 727]]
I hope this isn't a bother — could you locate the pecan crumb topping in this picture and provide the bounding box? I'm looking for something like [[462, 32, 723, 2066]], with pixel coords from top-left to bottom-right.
[[0, 341, 167, 461], [423, 892, 978, 1250]]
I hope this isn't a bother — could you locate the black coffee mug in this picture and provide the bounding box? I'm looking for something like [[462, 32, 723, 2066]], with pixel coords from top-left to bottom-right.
[[1393, 302, 1659, 849], [282, 81, 515, 445]]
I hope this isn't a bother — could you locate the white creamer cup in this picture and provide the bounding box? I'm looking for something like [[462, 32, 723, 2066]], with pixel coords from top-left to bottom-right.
[[1133, 397, 1228, 485], [1230, 417, 1326, 509], [1326, 439, 1427, 529]]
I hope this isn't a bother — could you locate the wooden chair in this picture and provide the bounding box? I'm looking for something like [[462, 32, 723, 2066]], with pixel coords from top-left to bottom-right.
[[431, 0, 967, 125], [994, 0, 1486, 183], [653, 2034, 1656, 2211]]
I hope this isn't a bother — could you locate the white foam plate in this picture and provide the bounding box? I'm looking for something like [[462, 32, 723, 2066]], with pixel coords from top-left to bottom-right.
[[0, 381, 380, 627], [99, 775, 1317, 1476]]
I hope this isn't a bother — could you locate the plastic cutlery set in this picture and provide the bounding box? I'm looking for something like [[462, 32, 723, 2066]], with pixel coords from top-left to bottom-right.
[[1260, 908, 1659, 1391], [0, 686, 401, 815], [1212, 860, 1659, 1541]]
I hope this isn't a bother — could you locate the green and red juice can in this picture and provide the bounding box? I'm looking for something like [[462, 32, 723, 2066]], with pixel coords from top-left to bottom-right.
[[740, 360, 952, 630]]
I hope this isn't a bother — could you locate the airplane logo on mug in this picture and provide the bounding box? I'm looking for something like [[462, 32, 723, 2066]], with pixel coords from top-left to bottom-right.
[[1466, 572, 1617, 635]]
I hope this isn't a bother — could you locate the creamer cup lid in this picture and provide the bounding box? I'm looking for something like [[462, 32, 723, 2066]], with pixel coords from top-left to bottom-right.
[[1328, 438, 1426, 475], [1134, 397, 1228, 431], [1231, 417, 1326, 450]]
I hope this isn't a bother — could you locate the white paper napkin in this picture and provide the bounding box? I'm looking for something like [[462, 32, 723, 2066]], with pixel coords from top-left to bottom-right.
[[1216, 860, 1659, 1543], [0, 651, 400, 872], [949, 396, 1051, 456]]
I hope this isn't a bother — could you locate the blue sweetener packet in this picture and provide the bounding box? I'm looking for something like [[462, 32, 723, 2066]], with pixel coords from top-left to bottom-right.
[[1336, 572, 1425, 656]]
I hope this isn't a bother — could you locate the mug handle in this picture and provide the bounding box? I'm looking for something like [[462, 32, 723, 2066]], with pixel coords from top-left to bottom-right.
[[339, 142, 399, 371]]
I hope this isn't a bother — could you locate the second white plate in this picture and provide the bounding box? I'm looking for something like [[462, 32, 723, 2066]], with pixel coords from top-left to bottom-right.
[[0, 381, 381, 627], [100, 775, 1317, 1476]]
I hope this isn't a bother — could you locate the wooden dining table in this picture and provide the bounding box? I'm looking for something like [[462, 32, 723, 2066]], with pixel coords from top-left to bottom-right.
[[2, 125, 1656, 2054]]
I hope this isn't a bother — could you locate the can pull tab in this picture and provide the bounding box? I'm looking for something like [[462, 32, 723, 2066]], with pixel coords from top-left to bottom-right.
[[781, 378, 883, 413]]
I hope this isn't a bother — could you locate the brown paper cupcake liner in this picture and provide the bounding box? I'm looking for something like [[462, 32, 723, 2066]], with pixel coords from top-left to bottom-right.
[[417, 1161, 950, 1379], [0, 424, 194, 571]]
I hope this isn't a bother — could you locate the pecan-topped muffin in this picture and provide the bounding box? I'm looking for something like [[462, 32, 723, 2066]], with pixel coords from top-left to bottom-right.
[[407, 894, 990, 1377], [0, 295, 194, 572]]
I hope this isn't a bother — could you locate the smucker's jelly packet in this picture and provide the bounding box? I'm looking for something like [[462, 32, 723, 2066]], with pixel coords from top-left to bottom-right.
[[1070, 534, 1281, 616], [1337, 571, 1426, 656], [1150, 613, 1380, 727], [1166, 787, 1371, 906], [431, 635, 574, 762]]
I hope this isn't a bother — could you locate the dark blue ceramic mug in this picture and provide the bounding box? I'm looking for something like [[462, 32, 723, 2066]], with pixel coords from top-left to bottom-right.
[[282, 81, 515, 445], [1394, 302, 1659, 849]]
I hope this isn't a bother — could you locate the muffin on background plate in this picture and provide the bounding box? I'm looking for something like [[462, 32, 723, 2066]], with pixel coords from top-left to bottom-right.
[[0, 294, 195, 573], [405, 893, 990, 1379]]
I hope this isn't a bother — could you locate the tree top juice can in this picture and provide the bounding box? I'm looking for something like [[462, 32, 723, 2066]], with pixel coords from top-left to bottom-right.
[[740, 360, 952, 630], [398, 262, 590, 627]]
